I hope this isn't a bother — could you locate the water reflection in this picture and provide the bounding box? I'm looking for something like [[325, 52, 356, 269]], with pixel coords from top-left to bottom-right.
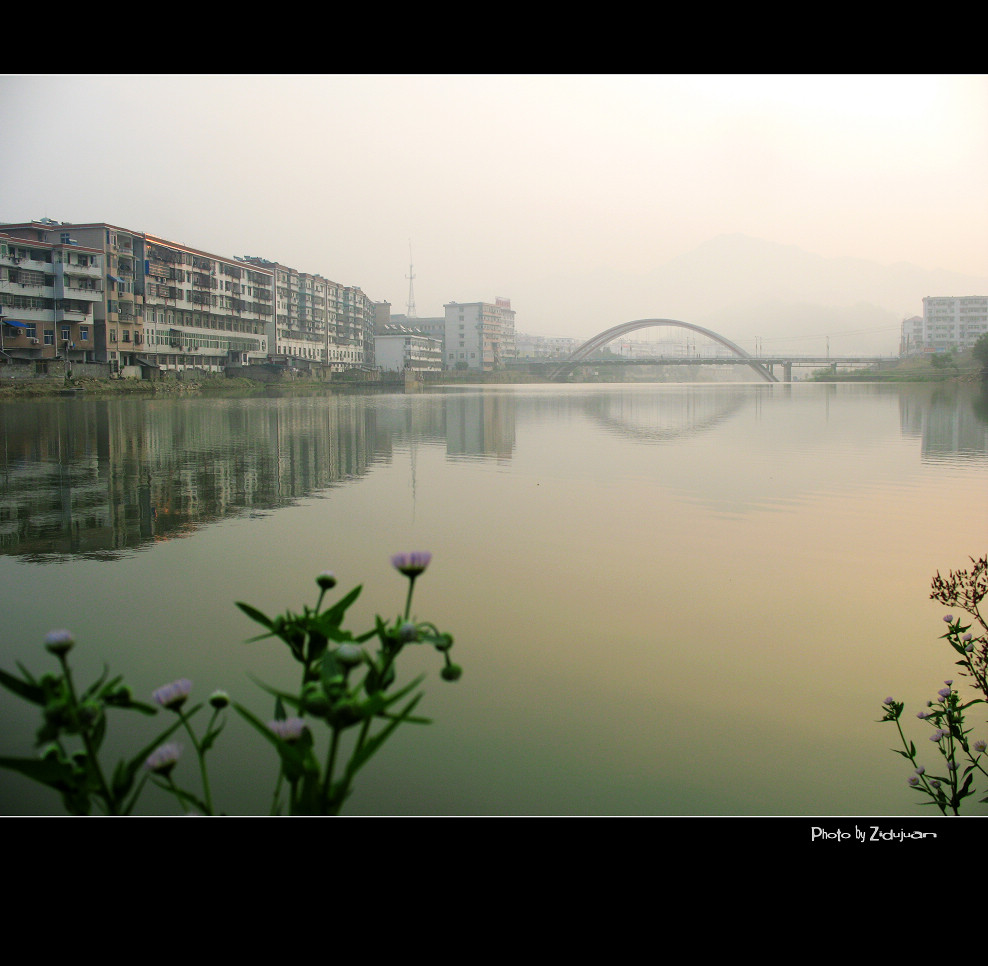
[[0, 397, 380, 561], [0, 383, 985, 561]]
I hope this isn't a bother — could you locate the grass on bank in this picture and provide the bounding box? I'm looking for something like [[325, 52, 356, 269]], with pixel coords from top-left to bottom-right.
[[811, 348, 985, 382]]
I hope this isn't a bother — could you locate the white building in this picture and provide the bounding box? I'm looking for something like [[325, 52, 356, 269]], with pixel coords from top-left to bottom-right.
[[375, 325, 442, 374], [901, 297, 988, 355], [443, 298, 515, 371], [514, 333, 581, 359]]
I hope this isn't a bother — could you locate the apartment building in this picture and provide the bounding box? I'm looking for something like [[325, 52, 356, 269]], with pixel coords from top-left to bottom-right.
[[901, 297, 988, 354], [443, 298, 516, 371], [1, 230, 103, 366], [3, 220, 150, 368], [140, 235, 273, 371], [1, 220, 276, 371]]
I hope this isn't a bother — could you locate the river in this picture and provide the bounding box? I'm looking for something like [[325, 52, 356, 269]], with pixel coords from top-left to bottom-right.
[[1, 380, 986, 815]]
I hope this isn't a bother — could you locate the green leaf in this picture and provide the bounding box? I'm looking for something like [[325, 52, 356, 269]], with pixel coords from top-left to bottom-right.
[[0, 667, 47, 705], [244, 675, 304, 714], [345, 692, 424, 781], [200, 719, 225, 753], [236, 601, 276, 631], [0, 753, 75, 788], [80, 665, 112, 702], [320, 585, 362, 628], [149, 778, 210, 815]]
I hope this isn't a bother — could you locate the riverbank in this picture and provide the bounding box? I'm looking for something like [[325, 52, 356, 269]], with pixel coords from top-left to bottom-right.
[[0, 369, 550, 400], [0, 375, 280, 399], [810, 348, 985, 383]]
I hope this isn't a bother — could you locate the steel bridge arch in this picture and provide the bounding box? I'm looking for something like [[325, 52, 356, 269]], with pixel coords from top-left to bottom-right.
[[549, 319, 779, 383]]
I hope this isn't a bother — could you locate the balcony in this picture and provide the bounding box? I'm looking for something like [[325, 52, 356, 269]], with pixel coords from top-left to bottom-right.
[[55, 306, 93, 323], [58, 260, 103, 280], [61, 283, 103, 301], [7, 282, 54, 299]]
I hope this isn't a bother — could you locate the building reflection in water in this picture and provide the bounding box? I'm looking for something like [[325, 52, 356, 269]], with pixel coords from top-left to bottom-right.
[[1, 383, 983, 561]]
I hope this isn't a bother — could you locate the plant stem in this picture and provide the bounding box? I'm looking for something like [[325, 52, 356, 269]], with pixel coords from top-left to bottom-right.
[[59, 653, 118, 815], [179, 710, 214, 815]]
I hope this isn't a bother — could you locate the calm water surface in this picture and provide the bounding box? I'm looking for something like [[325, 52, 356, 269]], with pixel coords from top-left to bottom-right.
[[1, 381, 986, 815]]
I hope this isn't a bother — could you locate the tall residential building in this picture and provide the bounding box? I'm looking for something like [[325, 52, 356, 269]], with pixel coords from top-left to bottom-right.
[[443, 298, 516, 371], [1, 220, 275, 371], [240, 257, 363, 370], [340, 285, 377, 368], [140, 234, 273, 371], [1, 229, 103, 365], [901, 297, 988, 354]]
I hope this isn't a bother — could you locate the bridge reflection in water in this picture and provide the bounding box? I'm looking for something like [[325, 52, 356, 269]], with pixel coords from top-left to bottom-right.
[[545, 318, 892, 382]]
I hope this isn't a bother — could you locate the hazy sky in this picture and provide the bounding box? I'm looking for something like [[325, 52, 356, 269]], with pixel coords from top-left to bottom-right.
[[2, 74, 986, 342]]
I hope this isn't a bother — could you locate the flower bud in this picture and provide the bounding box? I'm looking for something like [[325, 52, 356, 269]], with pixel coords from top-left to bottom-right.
[[316, 572, 337, 591], [334, 643, 363, 667], [441, 663, 462, 682], [44, 629, 75, 656], [209, 690, 230, 710]]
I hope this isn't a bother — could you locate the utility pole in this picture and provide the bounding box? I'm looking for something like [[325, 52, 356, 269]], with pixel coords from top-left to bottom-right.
[[406, 240, 416, 319]]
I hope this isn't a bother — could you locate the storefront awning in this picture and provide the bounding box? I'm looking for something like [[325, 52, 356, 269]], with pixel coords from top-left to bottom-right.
[[3, 319, 30, 328]]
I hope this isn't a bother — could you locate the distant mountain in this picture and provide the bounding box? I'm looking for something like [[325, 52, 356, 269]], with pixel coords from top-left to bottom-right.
[[620, 234, 988, 355]]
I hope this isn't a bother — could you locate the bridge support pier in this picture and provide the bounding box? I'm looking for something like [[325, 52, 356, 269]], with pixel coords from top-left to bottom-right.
[[783, 362, 792, 383]]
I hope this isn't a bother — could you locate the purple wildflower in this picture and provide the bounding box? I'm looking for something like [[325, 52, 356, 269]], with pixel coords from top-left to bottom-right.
[[916, 766, 925, 775], [883, 696, 895, 706], [391, 552, 432, 578], [907, 776, 920, 786], [962, 633, 973, 642], [145, 742, 182, 776], [938, 687, 952, 700], [944, 615, 954, 623], [944, 680, 953, 686], [152, 678, 192, 710], [974, 740, 987, 754], [268, 717, 307, 742], [917, 711, 929, 719]]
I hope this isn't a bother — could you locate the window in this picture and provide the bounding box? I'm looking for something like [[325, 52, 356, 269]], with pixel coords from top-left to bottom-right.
[[110, 329, 117, 343], [26, 324, 36, 340], [61, 327, 70, 342], [80, 328, 89, 342], [44, 330, 54, 345]]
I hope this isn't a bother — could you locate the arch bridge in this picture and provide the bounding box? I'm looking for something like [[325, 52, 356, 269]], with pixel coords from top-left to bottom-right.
[[548, 319, 779, 382]]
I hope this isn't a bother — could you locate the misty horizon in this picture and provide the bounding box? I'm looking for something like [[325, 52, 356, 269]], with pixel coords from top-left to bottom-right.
[[3, 74, 986, 356]]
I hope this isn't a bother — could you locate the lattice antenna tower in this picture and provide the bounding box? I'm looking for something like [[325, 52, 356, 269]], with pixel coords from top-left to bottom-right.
[[406, 240, 416, 318]]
